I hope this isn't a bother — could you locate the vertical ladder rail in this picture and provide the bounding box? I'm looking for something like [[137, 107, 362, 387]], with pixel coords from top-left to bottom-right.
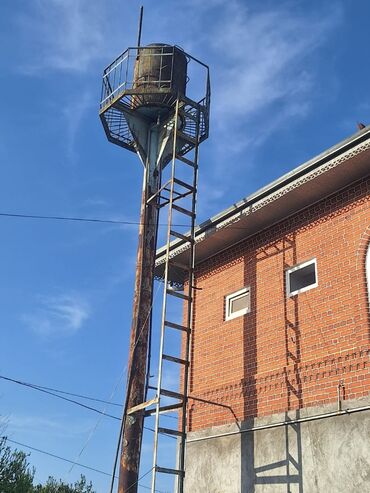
[[150, 99, 201, 493], [151, 98, 181, 493], [177, 106, 200, 493]]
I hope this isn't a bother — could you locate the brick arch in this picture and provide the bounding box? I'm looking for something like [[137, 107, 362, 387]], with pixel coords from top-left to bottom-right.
[[367, 234, 370, 309], [355, 226, 370, 270], [355, 225, 370, 309]]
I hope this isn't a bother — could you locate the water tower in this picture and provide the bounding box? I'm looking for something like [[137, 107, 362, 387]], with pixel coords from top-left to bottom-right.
[[99, 20, 210, 493]]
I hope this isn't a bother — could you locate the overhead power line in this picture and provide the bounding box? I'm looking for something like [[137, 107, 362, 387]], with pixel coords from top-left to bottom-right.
[[0, 212, 188, 228], [0, 374, 176, 438], [2, 438, 168, 492], [67, 369, 127, 477], [3, 437, 114, 477], [0, 212, 141, 226], [0, 375, 121, 420], [0, 210, 289, 232], [0, 374, 122, 407]]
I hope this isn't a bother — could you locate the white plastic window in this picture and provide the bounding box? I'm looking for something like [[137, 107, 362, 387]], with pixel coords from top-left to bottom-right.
[[225, 287, 251, 321], [286, 258, 318, 297]]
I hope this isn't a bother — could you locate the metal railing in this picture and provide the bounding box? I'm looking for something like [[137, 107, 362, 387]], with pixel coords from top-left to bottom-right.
[[100, 46, 210, 114]]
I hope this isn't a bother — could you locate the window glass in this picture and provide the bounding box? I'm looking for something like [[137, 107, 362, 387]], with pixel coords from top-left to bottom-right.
[[287, 259, 317, 296], [225, 288, 250, 320], [231, 294, 249, 313]]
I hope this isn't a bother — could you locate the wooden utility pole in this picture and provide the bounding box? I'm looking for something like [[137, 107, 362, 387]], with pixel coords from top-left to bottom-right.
[[119, 127, 161, 493]]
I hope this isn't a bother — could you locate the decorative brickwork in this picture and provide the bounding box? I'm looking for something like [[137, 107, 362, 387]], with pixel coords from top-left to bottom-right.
[[187, 177, 370, 431]]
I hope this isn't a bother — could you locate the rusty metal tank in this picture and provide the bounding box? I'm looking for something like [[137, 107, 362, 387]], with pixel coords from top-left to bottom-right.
[[132, 44, 187, 114]]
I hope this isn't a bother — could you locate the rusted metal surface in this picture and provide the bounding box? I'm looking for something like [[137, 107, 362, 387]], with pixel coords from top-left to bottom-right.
[[99, 45, 210, 154], [119, 154, 160, 493], [133, 44, 187, 107], [99, 40, 210, 493]]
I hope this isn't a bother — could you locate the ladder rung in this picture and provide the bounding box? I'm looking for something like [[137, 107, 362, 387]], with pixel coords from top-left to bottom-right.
[[166, 289, 192, 301], [158, 427, 185, 438], [176, 155, 195, 167], [160, 388, 184, 400], [173, 177, 195, 192], [164, 320, 190, 333], [172, 204, 195, 218], [164, 187, 184, 199], [155, 466, 184, 477], [177, 130, 196, 145], [144, 402, 183, 417], [170, 230, 194, 243], [163, 354, 189, 366]]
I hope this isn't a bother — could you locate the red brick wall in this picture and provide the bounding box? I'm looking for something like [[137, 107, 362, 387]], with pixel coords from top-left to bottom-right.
[[187, 177, 370, 432]]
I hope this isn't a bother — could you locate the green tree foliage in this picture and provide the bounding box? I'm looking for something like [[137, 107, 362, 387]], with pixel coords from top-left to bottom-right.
[[0, 436, 35, 493], [33, 475, 94, 493], [0, 437, 94, 493]]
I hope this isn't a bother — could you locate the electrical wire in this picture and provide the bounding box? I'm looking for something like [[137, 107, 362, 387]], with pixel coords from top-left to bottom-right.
[[0, 210, 182, 489], [2, 437, 115, 478], [2, 438, 169, 493], [0, 299, 179, 491], [0, 212, 188, 228], [124, 467, 153, 493], [109, 412, 125, 493], [0, 376, 122, 407], [0, 210, 302, 232], [1, 370, 170, 418], [67, 367, 127, 476], [0, 375, 121, 421], [0, 374, 175, 440]]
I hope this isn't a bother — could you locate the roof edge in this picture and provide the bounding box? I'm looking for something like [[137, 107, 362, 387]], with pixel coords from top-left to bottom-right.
[[155, 125, 370, 274]]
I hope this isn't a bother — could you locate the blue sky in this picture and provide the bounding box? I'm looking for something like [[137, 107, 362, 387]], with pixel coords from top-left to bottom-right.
[[0, 0, 369, 491]]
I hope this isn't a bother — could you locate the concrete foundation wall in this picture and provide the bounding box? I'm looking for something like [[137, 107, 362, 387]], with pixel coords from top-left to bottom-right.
[[184, 396, 370, 493]]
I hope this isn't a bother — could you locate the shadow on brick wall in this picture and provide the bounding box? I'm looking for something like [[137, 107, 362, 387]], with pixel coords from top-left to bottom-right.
[[241, 244, 257, 492], [241, 233, 304, 492]]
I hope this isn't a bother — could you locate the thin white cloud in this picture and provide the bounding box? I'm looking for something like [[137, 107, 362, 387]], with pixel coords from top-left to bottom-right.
[[207, 4, 342, 138], [14, 0, 343, 210], [8, 414, 94, 437], [179, 1, 343, 208], [22, 294, 90, 337], [18, 0, 108, 73], [62, 89, 94, 162]]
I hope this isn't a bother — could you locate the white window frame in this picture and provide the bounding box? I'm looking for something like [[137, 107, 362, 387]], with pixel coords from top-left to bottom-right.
[[286, 258, 318, 297], [225, 287, 251, 321]]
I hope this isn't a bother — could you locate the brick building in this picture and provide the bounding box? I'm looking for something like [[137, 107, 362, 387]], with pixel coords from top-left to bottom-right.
[[156, 127, 370, 492]]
